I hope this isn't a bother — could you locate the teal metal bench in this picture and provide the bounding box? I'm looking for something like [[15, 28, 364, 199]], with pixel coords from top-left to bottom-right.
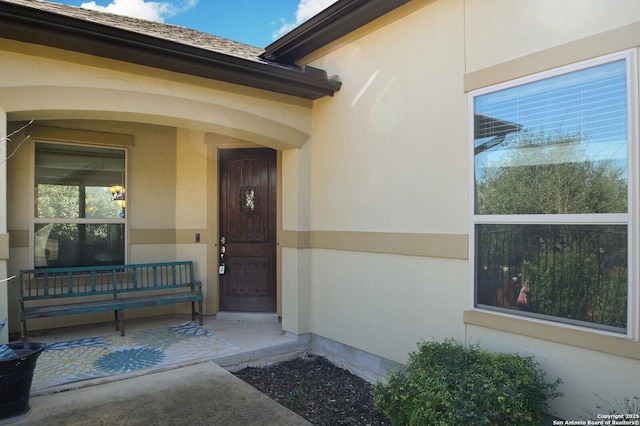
[[19, 261, 203, 341]]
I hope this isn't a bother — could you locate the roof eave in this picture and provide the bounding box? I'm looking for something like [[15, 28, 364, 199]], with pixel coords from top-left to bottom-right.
[[0, 1, 341, 100], [261, 0, 411, 65]]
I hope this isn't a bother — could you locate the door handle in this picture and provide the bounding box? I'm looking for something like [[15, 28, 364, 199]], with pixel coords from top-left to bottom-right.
[[219, 236, 226, 274]]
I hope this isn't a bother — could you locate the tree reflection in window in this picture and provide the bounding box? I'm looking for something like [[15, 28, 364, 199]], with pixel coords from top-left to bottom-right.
[[472, 54, 632, 332]]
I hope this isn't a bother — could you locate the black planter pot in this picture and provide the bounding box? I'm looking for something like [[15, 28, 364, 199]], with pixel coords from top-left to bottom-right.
[[0, 342, 46, 424]]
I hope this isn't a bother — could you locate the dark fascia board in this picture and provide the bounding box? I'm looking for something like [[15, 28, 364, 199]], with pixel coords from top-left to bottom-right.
[[0, 1, 341, 100], [262, 0, 411, 65]]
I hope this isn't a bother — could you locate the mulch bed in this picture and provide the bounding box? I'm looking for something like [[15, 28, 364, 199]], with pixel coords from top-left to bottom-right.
[[233, 355, 389, 425]]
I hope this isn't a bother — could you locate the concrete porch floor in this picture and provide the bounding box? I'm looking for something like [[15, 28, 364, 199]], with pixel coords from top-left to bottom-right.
[[25, 313, 308, 382], [10, 314, 313, 425]]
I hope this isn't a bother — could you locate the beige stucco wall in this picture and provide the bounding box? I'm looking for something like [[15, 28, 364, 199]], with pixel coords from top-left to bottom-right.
[[4, 121, 206, 332], [3, 0, 640, 418], [0, 39, 313, 150], [465, 0, 640, 73], [278, 0, 640, 420], [463, 3, 640, 417], [280, 147, 311, 334], [309, 0, 468, 235], [283, 0, 469, 354], [0, 110, 7, 344], [0, 38, 314, 334]]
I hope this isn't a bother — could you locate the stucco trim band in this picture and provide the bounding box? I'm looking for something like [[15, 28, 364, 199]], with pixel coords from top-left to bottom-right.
[[9, 229, 213, 247], [0, 233, 9, 260], [29, 125, 133, 147], [130, 229, 206, 245], [279, 230, 468, 260], [13, 228, 467, 259], [464, 21, 640, 93], [464, 310, 640, 361], [8, 230, 27, 248]]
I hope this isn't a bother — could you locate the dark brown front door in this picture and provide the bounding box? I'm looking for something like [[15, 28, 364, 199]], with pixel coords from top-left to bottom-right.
[[219, 148, 277, 312]]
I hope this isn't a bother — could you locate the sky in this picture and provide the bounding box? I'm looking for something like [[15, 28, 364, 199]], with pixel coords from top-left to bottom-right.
[[47, 0, 339, 47]]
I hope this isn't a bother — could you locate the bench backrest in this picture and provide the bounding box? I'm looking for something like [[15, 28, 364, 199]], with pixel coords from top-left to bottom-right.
[[19, 261, 197, 302], [116, 261, 197, 295]]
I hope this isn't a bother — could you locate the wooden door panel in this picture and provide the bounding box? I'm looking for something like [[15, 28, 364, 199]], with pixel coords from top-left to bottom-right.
[[219, 149, 276, 312]]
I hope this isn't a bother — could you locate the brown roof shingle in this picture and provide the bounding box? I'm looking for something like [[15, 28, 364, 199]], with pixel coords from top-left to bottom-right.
[[0, 0, 342, 98], [3, 0, 266, 62]]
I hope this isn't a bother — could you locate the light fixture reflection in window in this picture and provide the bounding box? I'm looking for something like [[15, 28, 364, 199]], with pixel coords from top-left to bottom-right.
[[109, 185, 126, 217]]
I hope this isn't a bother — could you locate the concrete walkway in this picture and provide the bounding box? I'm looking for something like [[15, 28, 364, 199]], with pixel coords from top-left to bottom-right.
[[10, 315, 313, 425], [18, 361, 311, 425]]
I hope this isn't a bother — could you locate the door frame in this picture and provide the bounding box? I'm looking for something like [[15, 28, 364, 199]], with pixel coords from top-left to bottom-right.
[[207, 141, 281, 316]]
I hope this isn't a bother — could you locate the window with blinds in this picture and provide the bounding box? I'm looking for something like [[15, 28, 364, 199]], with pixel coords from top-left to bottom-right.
[[34, 142, 127, 268], [470, 50, 636, 334]]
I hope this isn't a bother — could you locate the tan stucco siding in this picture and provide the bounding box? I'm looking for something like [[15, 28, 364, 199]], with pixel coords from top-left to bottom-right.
[[129, 124, 178, 230], [0, 110, 7, 344], [308, 250, 468, 363], [287, 0, 469, 344], [464, 0, 640, 73], [5, 121, 213, 331], [308, 0, 468, 235], [0, 39, 312, 150], [464, 2, 640, 417], [3, 0, 640, 419], [281, 0, 640, 420], [176, 129, 208, 230], [0, 35, 321, 332], [279, 230, 467, 260]]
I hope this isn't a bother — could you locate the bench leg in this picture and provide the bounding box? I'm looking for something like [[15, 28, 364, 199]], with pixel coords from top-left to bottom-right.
[[118, 310, 125, 336], [114, 310, 120, 331], [198, 300, 203, 325], [21, 319, 28, 342]]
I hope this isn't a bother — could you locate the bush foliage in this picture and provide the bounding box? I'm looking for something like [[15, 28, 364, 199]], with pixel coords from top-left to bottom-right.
[[373, 339, 562, 425]]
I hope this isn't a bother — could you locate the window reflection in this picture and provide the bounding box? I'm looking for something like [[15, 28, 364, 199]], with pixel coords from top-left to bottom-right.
[[476, 224, 627, 331], [35, 223, 125, 268], [34, 142, 126, 268], [472, 54, 632, 332], [474, 60, 628, 215]]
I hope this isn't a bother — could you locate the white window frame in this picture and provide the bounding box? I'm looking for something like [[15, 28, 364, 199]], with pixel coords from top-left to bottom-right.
[[30, 139, 129, 268], [468, 49, 639, 340]]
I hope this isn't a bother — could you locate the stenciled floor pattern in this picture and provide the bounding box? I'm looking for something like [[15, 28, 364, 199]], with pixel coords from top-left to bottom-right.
[[32, 322, 239, 391]]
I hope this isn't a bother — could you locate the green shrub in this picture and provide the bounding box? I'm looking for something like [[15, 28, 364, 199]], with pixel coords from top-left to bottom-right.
[[373, 339, 562, 425]]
